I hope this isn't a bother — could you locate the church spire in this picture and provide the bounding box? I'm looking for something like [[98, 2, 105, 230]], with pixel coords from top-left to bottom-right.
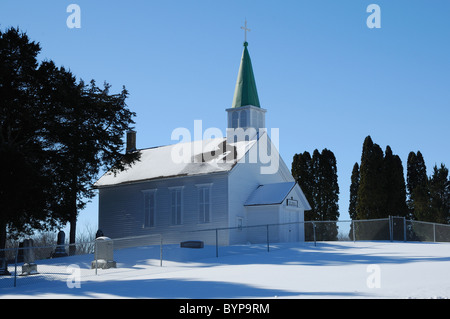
[[231, 27, 260, 109], [227, 22, 266, 133]]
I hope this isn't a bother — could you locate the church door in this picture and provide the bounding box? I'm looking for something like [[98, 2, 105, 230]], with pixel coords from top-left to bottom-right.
[[281, 210, 299, 242]]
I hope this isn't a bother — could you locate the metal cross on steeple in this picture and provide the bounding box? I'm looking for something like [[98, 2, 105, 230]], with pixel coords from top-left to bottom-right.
[[241, 19, 251, 43]]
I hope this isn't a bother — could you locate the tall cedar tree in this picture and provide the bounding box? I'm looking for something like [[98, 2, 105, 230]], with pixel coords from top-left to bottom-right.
[[356, 136, 387, 219], [406, 151, 430, 220], [0, 28, 57, 251], [292, 149, 339, 221], [316, 149, 339, 240], [355, 137, 408, 220], [349, 163, 360, 220], [428, 164, 449, 224], [311, 150, 321, 218], [316, 149, 339, 221], [407, 151, 428, 197], [292, 149, 339, 240], [348, 162, 360, 240], [292, 152, 314, 220], [407, 153, 449, 223], [383, 146, 408, 217]]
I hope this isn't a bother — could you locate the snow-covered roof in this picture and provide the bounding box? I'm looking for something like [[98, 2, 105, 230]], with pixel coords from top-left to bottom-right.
[[94, 137, 256, 188], [244, 182, 296, 206]]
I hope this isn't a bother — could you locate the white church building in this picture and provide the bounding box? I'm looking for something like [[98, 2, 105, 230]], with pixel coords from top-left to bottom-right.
[[94, 38, 311, 245]]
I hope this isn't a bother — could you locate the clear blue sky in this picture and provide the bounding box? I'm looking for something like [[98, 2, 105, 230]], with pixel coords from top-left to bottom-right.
[[1, 0, 449, 233]]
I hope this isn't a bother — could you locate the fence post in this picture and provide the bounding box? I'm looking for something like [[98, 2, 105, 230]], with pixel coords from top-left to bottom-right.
[[433, 223, 436, 242], [389, 216, 393, 242], [352, 220, 356, 243], [266, 225, 269, 252], [215, 228, 218, 258], [14, 247, 18, 287], [94, 239, 98, 275], [160, 234, 163, 267]]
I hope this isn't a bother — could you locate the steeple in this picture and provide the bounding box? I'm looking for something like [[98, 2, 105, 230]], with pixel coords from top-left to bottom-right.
[[227, 26, 267, 134], [231, 41, 261, 109]]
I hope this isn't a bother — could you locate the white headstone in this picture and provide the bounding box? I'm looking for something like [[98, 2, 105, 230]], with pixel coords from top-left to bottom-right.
[[91, 237, 116, 269]]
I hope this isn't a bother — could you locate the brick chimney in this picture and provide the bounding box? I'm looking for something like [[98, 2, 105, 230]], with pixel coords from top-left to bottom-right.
[[126, 130, 136, 153]]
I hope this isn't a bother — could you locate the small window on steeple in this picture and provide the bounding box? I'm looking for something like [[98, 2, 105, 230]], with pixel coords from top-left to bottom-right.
[[256, 111, 260, 129], [232, 112, 239, 128], [240, 110, 247, 128]]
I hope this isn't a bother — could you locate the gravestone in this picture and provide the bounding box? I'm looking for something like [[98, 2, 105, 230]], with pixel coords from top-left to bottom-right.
[[0, 258, 10, 276], [51, 231, 68, 258], [91, 237, 116, 269], [95, 229, 104, 239], [21, 238, 38, 276]]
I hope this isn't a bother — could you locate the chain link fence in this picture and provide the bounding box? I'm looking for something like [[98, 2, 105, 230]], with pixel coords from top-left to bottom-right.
[[1, 216, 449, 289], [0, 241, 95, 289]]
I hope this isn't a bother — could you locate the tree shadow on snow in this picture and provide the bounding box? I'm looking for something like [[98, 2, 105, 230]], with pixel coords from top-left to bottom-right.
[[47, 277, 366, 299], [191, 242, 450, 268]]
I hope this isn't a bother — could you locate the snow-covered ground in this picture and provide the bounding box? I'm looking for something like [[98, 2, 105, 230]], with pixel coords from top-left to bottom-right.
[[1, 241, 450, 299]]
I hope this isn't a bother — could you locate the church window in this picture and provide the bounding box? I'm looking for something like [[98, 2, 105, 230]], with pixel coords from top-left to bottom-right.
[[256, 111, 260, 128], [170, 187, 183, 225], [240, 110, 247, 128], [197, 184, 212, 223], [232, 112, 239, 128], [142, 189, 156, 227]]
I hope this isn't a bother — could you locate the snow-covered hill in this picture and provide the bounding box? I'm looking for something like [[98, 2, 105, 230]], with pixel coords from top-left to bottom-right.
[[1, 241, 450, 299]]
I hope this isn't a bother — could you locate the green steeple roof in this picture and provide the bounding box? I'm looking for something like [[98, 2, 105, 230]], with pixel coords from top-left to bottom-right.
[[231, 42, 261, 108]]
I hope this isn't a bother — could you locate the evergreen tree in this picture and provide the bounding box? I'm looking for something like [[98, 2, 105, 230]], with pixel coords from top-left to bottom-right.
[[348, 162, 359, 240], [0, 27, 139, 252], [356, 136, 386, 219], [406, 151, 430, 221], [291, 152, 314, 220], [349, 163, 360, 220], [407, 151, 428, 198], [316, 149, 339, 240], [383, 146, 408, 217], [37, 62, 139, 252], [311, 149, 321, 219], [292, 149, 339, 240], [0, 28, 56, 251], [428, 164, 450, 224], [351, 138, 409, 239], [317, 149, 339, 221]]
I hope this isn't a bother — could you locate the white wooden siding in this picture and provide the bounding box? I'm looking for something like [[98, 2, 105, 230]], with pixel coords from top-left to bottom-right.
[[98, 172, 228, 244]]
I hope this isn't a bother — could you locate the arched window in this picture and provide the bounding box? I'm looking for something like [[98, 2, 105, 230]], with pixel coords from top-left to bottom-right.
[[240, 110, 247, 128]]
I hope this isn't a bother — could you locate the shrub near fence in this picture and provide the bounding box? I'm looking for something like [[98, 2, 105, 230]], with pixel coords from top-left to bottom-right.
[[1, 216, 450, 289]]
